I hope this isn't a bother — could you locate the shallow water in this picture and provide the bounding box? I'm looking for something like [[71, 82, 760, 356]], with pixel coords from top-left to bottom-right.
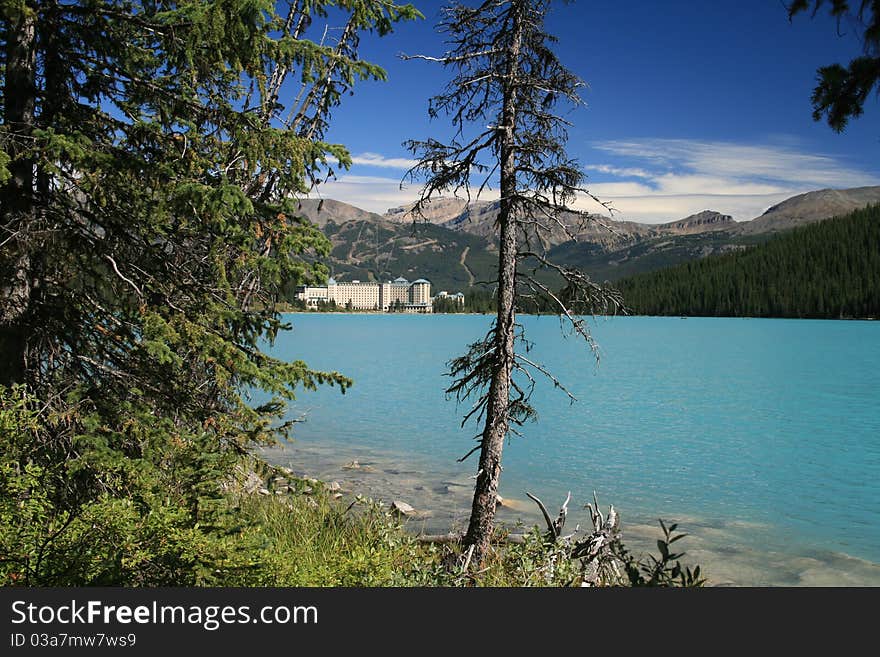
[[260, 314, 880, 586]]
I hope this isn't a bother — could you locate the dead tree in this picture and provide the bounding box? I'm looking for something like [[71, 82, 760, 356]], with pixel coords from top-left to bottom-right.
[[528, 491, 623, 586], [403, 0, 623, 566]]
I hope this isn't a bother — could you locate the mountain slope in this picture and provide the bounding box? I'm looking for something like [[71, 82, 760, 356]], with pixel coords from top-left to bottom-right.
[[295, 198, 387, 228], [294, 185, 880, 291], [384, 197, 478, 225], [548, 230, 753, 282], [385, 199, 658, 250], [321, 219, 501, 293], [615, 204, 880, 318], [384, 187, 880, 240], [736, 186, 880, 235], [291, 201, 500, 292]]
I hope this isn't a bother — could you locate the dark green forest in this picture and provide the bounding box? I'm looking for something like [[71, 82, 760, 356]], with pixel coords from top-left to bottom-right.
[[615, 205, 880, 319]]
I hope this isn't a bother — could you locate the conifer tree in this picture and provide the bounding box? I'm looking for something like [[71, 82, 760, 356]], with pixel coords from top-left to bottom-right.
[[788, 0, 880, 131], [404, 0, 621, 565], [615, 205, 880, 319], [0, 0, 419, 584]]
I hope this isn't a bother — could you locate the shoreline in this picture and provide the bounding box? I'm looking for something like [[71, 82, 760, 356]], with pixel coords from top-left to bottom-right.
[[280, 310, 878, 321], [257, 438, 880, 587]]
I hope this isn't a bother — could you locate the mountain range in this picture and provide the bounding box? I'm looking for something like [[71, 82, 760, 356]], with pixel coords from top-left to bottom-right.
[[294, 186, 880, 293]]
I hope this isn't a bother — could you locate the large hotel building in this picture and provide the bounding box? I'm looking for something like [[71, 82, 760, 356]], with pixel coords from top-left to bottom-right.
[[296, 276, 444, 313]]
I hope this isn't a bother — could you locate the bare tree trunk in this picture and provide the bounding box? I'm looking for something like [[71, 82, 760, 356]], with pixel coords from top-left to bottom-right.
[[0, 4, 37, 387], [463, 6, 523, 565]]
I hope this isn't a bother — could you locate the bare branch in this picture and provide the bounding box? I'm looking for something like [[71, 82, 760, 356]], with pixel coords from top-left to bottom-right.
[[399, 48, 502, 63], [515, 353, 577, 402], [104, 255, 143, 298], [526, 491, 557, 537]]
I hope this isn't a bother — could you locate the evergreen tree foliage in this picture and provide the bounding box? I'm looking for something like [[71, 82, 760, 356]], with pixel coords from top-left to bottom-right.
[[616, 205, 880, 319], [0, 0, 419, 584], [788, 0, 880, 131], [431, 296, 466, 313]]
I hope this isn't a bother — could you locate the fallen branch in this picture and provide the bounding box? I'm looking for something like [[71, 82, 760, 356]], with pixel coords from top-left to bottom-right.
[[526, 490, 624, 586], [416, 531, 528, 545]]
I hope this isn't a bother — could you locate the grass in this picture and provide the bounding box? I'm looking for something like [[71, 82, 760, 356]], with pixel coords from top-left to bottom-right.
[[227, 471, 706, 587], [232, 486, 451, 586]]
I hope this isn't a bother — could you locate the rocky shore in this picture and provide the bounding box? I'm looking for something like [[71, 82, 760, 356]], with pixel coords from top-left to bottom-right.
[[247, 441, 880, 587], [228, 456, 473, 530]]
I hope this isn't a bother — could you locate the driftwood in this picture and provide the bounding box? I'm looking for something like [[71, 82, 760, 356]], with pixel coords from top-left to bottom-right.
[[526, 490, 570, 540], [415, 491, 623, 585], [416, 532, 464, 545], [416, 532, 527, 545], [526, 490, 623, 586]]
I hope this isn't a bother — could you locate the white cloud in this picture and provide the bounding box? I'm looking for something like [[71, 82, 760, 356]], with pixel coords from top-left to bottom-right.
[[349, 152, 419, 169], [310, 175, 424, 214], [593, 139, 878, 189], [315, 152, 421, 213], [316, 140, 880, 223], [584, 164, 653, 179], [583, 138, 880, 222], [587, 181, 656, 197], [315, 174, 503, 215], [652, 173, 789, 197], [571, 192, 795, 224]]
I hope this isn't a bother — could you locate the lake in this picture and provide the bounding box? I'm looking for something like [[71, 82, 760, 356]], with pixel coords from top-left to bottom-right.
[[260, 314, 880, 586]]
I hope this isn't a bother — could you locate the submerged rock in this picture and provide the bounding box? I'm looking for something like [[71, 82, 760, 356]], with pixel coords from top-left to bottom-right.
[[343, 460, 376, 473], [391, 500, 416, 517], [496, 496, 530, 511]]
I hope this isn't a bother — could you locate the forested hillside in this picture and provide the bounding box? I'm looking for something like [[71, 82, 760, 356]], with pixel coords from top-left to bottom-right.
[[616, 205, 880, 319]]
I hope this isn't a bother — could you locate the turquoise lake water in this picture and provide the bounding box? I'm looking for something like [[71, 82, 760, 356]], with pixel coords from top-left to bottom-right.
[[262, 314, 880, 586]]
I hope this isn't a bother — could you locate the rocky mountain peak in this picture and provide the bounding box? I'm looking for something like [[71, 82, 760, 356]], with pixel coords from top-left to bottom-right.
[[658, 210, 735, 235], [384, 197, 484, 224]]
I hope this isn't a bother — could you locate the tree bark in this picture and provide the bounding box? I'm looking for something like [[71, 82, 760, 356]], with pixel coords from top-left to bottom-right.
[[463, 4, 523, 565], [0, 3, 37, 386]]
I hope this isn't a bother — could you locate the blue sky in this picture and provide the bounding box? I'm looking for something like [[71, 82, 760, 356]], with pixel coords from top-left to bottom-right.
[[306, 1, 880, 223]]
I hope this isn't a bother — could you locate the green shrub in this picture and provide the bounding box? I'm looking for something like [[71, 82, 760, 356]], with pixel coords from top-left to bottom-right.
[[0, 385, 256, 586]]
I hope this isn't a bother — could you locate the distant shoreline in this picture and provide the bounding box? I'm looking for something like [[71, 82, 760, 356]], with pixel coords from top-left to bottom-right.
[[279, 310, 877, 321]]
